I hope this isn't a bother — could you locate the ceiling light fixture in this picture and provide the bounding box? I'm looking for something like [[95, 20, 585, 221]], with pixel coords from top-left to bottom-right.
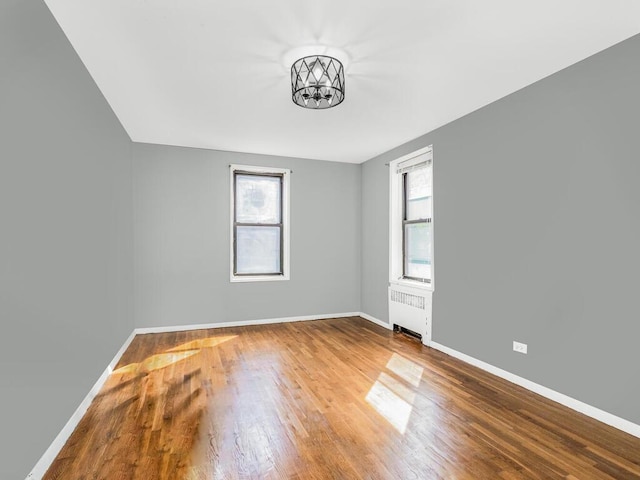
[[291, 55, 345, 109]]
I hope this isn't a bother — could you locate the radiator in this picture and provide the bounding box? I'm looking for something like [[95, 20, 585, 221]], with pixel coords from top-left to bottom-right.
[[388, 284, 432, 345]]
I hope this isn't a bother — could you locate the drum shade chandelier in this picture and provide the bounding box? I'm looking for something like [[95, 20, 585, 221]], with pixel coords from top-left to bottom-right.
[[291, 55, 345, 109]]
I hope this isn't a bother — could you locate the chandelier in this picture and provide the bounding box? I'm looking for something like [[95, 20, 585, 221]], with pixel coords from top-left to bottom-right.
[[291, 55, 345, 109]]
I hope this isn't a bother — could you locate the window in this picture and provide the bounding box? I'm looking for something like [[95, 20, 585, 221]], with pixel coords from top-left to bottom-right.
[[403, 165, 432, 281], [230, 164, 290, 282], [389, 146, 433, 288]]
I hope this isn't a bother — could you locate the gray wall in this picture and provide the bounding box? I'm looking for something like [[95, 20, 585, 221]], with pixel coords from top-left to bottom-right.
[[133, 143, 361, 328], [361, 35, 640, 425], [0, 1, 133, 477]]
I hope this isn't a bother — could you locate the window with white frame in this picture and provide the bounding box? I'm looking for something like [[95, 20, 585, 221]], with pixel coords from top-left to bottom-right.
[[389, 146, 433, 287], [230, 164, 290, 282]]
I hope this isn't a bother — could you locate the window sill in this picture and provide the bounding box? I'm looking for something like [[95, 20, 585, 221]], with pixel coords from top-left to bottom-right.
[[390, 278, 434, 292], [230, 274, 290, 283]]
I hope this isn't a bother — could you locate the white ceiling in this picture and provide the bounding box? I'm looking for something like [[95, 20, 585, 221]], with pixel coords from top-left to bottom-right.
[[44, 0, 640, 163]]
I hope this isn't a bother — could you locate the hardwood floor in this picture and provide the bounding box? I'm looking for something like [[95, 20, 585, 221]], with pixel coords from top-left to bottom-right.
[[44, 317, 640, 479]]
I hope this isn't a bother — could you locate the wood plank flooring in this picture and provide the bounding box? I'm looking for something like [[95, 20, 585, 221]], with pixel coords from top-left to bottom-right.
[[44, 317, 640, 479]]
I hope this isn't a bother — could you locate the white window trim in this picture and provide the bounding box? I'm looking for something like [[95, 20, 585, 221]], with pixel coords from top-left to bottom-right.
[[389, 145, 434, 292], [230, 164, 291, 283]]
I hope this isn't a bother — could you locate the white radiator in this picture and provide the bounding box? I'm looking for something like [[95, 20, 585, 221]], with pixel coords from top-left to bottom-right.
[[388, 284, 432, 345]]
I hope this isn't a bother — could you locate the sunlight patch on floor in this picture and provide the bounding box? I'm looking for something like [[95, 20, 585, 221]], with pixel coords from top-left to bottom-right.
[[366, 353, 425, 434], [112, 350, 200, 375], [111, 335, 238, 376], [168, 335, 237, 352], [386, 353, 424, 387], [377, 371, 417, 404], [366, 380, 413, 434]]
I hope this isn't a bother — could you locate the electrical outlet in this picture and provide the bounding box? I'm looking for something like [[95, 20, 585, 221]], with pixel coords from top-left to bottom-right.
[[513, 341, 528, 354]]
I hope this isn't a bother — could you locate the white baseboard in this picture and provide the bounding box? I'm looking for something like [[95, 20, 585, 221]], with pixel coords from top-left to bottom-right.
[[430, 341, 640, 439], [134, 312, 362, 334], [358, 312, 393, 330], [27, 330, 138, 480]]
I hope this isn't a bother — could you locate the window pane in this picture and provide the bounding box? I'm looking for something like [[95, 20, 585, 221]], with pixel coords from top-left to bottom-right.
[[236, 226, 281, 274], [236, 174, 281, 224], [405, 169, 431, 220], [404, 222, 431, 280]]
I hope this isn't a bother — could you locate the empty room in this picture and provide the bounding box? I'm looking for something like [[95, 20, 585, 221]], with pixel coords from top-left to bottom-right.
[[2, 1, 640, 479]]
